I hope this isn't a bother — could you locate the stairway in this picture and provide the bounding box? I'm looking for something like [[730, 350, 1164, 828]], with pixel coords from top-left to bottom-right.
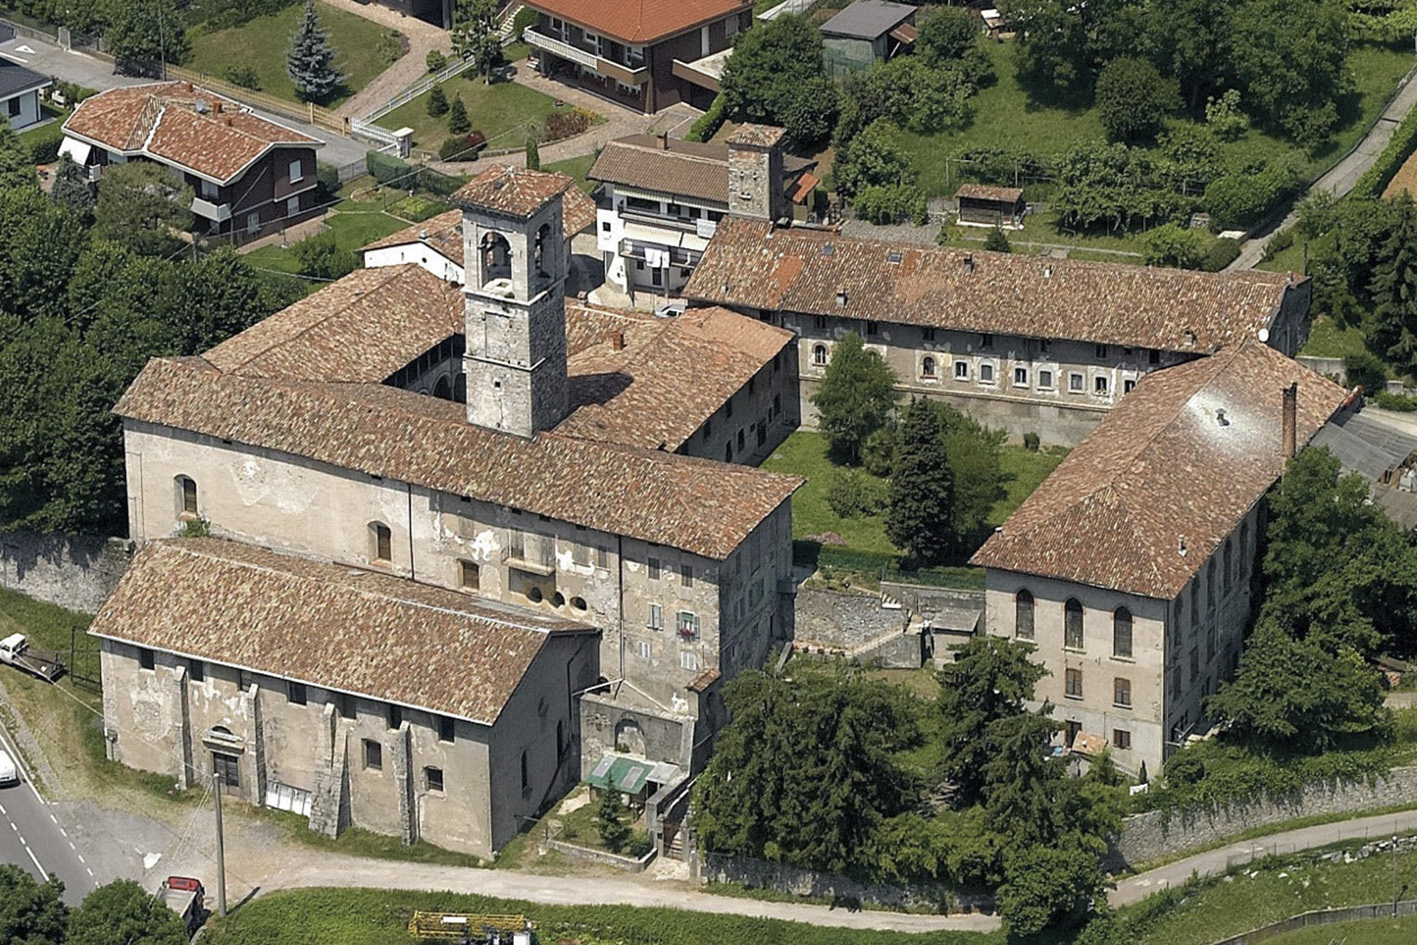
[[497, 0, 523, 43]]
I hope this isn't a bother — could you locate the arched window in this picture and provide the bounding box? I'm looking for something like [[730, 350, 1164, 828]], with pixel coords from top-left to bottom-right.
[[1015, 589, 1035, 639], [1113, 607, 1133, 659], [921, 355, 937, 378], [370, 522, 392, 564], [479, 232, 511, 283], [1064, 598, 1084, 650], [1223, 538, 1234, 594], [175, 476, 198, 517], [1207, 559, 1217, 611], [812, 344, 828, 366], [433, 374, 452, 400], [534, 222, 552, 275]]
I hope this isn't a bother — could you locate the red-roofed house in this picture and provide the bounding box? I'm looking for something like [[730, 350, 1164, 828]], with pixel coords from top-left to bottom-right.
[[523, 0, 754, 112], [60, 81, 323, 243]]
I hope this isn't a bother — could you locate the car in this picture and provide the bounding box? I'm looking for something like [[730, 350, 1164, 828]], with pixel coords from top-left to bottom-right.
[[0, 748, 18, 787]]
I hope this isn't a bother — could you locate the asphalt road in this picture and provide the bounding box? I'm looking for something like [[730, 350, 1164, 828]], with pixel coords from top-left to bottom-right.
[[0, 722, 97, 904]]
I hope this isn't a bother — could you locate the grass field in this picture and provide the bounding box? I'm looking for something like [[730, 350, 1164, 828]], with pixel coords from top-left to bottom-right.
[[1300, 315, 1371, 362], [545, 153, 597, 193], [242, 206, 409, 292], [186, 2, 401, 108], [1261, 916, 1417, 945], [375, 77, 561, 152]]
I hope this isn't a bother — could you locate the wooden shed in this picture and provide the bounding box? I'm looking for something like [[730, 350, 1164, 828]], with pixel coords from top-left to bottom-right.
[[955, 184, 1025, 229]]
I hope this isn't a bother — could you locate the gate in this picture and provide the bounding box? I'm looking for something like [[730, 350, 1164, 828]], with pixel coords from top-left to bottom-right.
[[0, 23, 16, 44]]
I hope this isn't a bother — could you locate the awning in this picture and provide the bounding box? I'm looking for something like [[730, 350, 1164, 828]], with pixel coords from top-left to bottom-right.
[[889, 23, 918, 43], [585, 753, 654, 794], [58, 137, 91, 163]]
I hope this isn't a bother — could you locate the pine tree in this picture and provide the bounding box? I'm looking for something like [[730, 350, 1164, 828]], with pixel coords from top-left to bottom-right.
[[0, 118, 36, 193], [287, 0, 344, 104], [448, 94, 470, 134], [525, 134, 540, 170], [885, 398, 956, 567], [50, 155, 95, 216], [984, 226, 1012, 253], [427, 84, 449, 116], [451, 0, 504, 82], [1371, 195, 1417, 377], [596, 788, 630, 853]]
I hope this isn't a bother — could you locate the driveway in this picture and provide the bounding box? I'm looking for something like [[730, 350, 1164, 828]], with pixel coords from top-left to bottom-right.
[[318, 0, 452, 121]]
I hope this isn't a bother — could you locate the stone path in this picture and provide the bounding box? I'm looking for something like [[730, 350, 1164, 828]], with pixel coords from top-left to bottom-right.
[[322, 0, 452, 120]]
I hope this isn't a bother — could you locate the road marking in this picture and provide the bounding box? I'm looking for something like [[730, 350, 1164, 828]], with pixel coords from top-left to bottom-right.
[[85, 868, 93, 877], [49, 813, 57, 824], [16, 831, 47, 876], [0, 803, 6, 815], [1, 53, 28, 63], [76, 854, 85, 864], [58, 827, 67, 837]]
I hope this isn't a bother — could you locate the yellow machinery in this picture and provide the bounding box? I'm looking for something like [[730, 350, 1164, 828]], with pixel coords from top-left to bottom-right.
[[407, 911, 535, 941]]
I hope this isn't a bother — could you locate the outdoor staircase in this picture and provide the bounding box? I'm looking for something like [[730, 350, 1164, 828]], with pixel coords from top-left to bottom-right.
[[497, 0, 523, 43]]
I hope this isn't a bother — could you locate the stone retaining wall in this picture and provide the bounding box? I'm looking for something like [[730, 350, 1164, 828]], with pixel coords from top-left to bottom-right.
[[0, 532, 132, 614], [547, 838, 656, 872], [794, 587, 906, 650]]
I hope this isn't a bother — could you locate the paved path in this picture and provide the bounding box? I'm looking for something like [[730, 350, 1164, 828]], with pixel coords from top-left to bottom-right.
[[323, 0, 451, 120], [1111, 808, 1417, 906], [1228, 64, 1417, 271], [0, 721, 95, 903]]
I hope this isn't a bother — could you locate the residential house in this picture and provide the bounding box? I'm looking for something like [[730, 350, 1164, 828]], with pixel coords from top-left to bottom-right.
[[59, 82, 323, 243], [590, 125, 814, 302], [0, 58, 51, 131], [820, 0, 918, 76], [971, 341, 1349, 775], [522, 0, 754, 112], [685, 219, 1312, 445], [101, 166, 802, 856]]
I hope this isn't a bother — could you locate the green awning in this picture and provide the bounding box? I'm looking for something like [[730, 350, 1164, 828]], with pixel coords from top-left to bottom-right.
[[585, 754, 653, 794]]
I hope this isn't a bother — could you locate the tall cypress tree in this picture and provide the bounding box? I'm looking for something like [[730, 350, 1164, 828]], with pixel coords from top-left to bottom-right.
[[287, 0, 344, 104], [1371, 195, 1417, 378], [885, 398, 955, 566]]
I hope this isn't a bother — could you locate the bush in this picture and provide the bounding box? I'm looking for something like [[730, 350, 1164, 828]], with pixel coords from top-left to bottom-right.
[[1141, 223, 1206, 269], [983, 226, 1011, 253], [417, 166, 465, 198], [1262, 227, 1295, 261], [448, 94, 470, 134], [1353, 104, 1417, 199], [1343, 351, 1387, 396], [27, 132, 62, 165], [825, 468, 887, 518], [225, 65, 260, 90], [852, 183, 927, 225], [1374, 391, 1417, 412], [512, 5, 538, 41], [315, 161, 340, 196], [1201, 237, 1242, 272], [1205, 89, 1248, 142], [426, 49, 448, 73], [685, 93, 727, 143], [293, 232, 357, 281], [544, 107, 595, 142], [377, 29, 406, 65], [438, 135, 478, 162], [1023, 432, 1040, 452], [1203, 160, 1302, 230], [366, 150, 414, 187]]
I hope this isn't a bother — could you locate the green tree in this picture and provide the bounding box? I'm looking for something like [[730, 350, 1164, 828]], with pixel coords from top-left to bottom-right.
[[176, 247, 282, 354], [917, 6, 979, 67], [293, 232, 358, 281], [998, 0, 1088, 98], [426, 84, 449, 116], [934, 636, 1048, 807], [939, 403, 1004, 549], [810, 332, 898, 464], [1228, 0, 1348, 145], [451, 0, 504, 81], [50, 154, 96, 216], [996, 844, 1108, 937], [721, 15, 834, 146], [287, 0, 344, 104], [1141, 223, 1206, 269], [596, 788, 630, 853], [69, 878, 189, 945], [93, 161, 194, 256], [1342, 351, 1387, 397], [0, 117, 35, 194], [448, 94, 470, 134], [1095, 57, 1178, 143], [0, 863, 67, 945], [106, 0, 190, 77], [983, 226, 1011, 253], [525, 134, 540, 171], [885, 398, 956, 566], [982, 708, 1063, 851], [1371, 195, 1417, 378], [0, 186, 87, 322], [1050, 140, 1156, 232], [1143, 0, 1230, 111], [851, 183, 927, 225], [835, 119, 913, 199]]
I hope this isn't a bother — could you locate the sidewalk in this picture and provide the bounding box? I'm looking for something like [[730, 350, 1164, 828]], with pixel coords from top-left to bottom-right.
[[321, 0, 452, 120]]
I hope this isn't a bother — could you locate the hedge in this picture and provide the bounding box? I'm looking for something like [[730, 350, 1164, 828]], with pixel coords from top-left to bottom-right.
[[1351, 102, 1417, 201], [685, 92, 726, 143], [366, 149, 414, 187]]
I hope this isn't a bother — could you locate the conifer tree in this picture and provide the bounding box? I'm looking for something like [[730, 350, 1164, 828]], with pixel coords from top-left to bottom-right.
[[287, 0, 344, 104], [525, 134, 540, 170], [427, 84, 449, 116], [885, 398, 956, 566], [0, 118, 36, 193], [596, 788, 630, 853], [448, 94, 470, 134]]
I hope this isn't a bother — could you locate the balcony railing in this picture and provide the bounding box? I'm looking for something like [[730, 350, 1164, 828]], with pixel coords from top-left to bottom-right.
[[191, 196, 232, 222], [619, 239, 701, 268], [503, 537, 555, 575], [525, 27, 649, 85]]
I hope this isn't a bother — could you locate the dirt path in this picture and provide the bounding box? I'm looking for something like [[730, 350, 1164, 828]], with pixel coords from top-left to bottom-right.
[[321, 0, 452, 120]]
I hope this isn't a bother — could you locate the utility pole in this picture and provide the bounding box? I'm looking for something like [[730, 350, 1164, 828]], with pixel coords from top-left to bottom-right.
[[212, 770, 227, 917]]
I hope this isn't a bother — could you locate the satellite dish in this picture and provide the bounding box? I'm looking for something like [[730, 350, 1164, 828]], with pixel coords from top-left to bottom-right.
[[1257, 328, 1270, 343]]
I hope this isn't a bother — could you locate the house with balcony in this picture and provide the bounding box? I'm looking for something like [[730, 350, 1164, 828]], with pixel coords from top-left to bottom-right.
[[522, 0, 754, 112], [589, 125, 815, 304], [59, 81, 322, 243]]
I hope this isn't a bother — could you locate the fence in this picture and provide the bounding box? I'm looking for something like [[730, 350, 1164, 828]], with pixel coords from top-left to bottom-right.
[[350, 117, 398, 148], [1210, 899, 1417, 945], [361, 54, 481, 126], [163, 64, 348, 135], [757, 0, 814, 20]]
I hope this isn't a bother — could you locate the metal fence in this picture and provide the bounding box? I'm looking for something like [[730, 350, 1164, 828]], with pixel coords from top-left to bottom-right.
[[758, 0, 814, 20], [1210, 899, 1417, 945], [163, 64, 348, 135], [360, 53, 481, 126]]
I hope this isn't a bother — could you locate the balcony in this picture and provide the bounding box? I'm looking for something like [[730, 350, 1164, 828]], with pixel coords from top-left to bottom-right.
[[525, 27, 649, 86], [191, 196, 232, 222], [619, 239, 701, 268], [503, 536, 555, 576]]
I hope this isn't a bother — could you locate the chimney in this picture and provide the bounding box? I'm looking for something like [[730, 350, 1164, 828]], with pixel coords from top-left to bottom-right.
[[183, 81, 192, 92], [660, 132, 669, 150], [213, 101, 223, 115], [835, 287, 848, 307], [1281, 382, 1298, 460], [611, 331, 626, 351], [964, 254, 975, 274], [223, 116, 233, 127]]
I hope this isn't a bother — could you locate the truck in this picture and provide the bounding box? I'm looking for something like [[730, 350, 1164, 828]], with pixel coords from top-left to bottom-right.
[[0, 633, 65, 682], [156, 876, 208, 939]]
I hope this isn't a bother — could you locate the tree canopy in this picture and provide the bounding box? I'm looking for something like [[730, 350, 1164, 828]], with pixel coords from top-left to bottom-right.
[[0, 118, 37, 194], [93, 162, 194, 256], [809, 332, 898, 465], [1095, 57, 1177, 143], [0, 865, 67, 945], [885, 398, 956, 566], [106, 0, 190, 77], [720, 15, 837, 149], [67, 880, 188, 945], [451, 0, 504, 81]]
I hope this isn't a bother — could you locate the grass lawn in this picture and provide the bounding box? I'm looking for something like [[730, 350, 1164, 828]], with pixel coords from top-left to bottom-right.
[[1261, 917, 1417, 945], [1300, 315, 1370, 362], [991, 446, 1066, 526], [186, 2, 401, 108], [375, 76, 560, 152], [545, 153, 597, 193], [244, 206, 409, 274], [201, 887, 998, 945]]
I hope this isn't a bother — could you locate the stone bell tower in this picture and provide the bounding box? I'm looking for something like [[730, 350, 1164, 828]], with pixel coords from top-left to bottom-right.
[[454, 166, 569, 438], [726, 123, 787, 222]]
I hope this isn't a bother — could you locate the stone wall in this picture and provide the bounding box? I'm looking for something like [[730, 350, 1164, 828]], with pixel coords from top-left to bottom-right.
[[1108, 767, 1417, 870], [547, 838, 656, 872], [794, 587, 906, 650], [697, 852, 993, 914], [1298, 355, 1345, 384], [0, 532, 132, 614]]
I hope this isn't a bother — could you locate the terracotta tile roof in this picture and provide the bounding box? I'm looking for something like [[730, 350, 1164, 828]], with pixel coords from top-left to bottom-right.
[[970, 342, 1347, 599], [204, 266, 463, 382], [89, 539, 593, 725], [727, 124, 786, 149], [564, 301, 660, 355], [685, 219, 1303, 354], [956, 183, 1023, 203], [116, 359, 801, 560], [63, 81, 320, 183], [590, 136, 732, 205], [560, 304, 794, 451], [453, 164, 576, 219], [525, 0, 750, 44]]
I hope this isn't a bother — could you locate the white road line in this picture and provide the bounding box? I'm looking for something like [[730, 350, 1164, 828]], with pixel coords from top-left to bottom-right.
[[58, 827, 67, 837], [18, 834, 47, 876], [49, 813, 57, 824], [67, 841, 75, 850], [0, 803, 6, 815], [85, 868, 93, 877], [76, 854, 85, 863]]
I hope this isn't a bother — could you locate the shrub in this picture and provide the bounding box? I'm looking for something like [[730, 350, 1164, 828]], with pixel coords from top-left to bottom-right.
[[426, 49, 448, 73], [685, 93, 727, 143], [512, 5, 538, 41], [1203, 160, 1302, 230], [983, 226, 1011, 253], [825, 468, 887, 518], [27, 132, 62, 165], [1204, 89, 1247, 141], [1141, 223, 1206, 269], [1201, 237, 1242, 272], [1343, 351, 1387, 396], [366, 150, 414, 187], [1353, 104, 1417, 199], [1374, 391, 1417, 412], [427, 84, 449, 116], [293, 232, 357, 281], [1023, 432, 1040, 452], [544, 107, 595, 142], [315, 161, 340, 196], [225, 65, 260, 90], [1262, 227, 1295, 261], [852, 183, 927, 225], [377, 29, 407, 65], [438, 135, 478, 161]]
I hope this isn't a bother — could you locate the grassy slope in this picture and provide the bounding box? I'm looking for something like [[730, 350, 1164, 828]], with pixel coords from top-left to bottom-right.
[[242, 207, 409, 289], [1261, 916, 1417, 945], [375, 77, 559, 151], [186, 2, 399, 108], [545, 153, 597, 193]]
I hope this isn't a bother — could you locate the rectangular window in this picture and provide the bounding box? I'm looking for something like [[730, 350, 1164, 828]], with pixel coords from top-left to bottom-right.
[[1013, 366, 1028, 387], [373, 523, 392, 563], [1113, 677, 1132, 708], [458, 559, 480, 590], [181, 477, 198, 515], [246, 212, 260, 235], [388, 705, 402, 730], [439, 716, 455, 743], [680, 650, 700, 671], [286, 195, 300, 218], [980, 362, 995, 383], [1069, 372, 1084, 392], [288, 681, 307, 705], [6, 98, 19, 119], [1095, 375, 1110, 395], [1065, 668, 1082, 699], [363, 739, 382, 771], [138, 648, 155, 671], [1039, 369, 1054, 389], [1190, 647, 1200, 682], [980, 333, 994, 349], [596, 546, 609, 570], [677, 611, 699, 638], [289, 159, 303, 183], [1172, 665, 1183, 695], [188, 659, 204, 682], [339, 694, 356, 720], [866, 320, 879, 335], [1124, 379, 1137, 393], [1206, 626, 1216, 660], [649, 603, 663, 630], [424, 767, 444, 792], [1113, 728, 1132, 750], [1095, 343, 1108, 359], [954, 360, 970, 380], [1149, 348, 1161, 365], [647, 556, 661, 579], [814, 315, 827, 329], [636, 639, 651, 660], [200, 178, 219, 200], [680, 564, 694, 588], [922, 328, 936, 341]]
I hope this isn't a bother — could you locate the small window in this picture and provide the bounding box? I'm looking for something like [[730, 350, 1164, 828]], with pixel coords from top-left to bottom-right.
[[1113, 729, 1132, 750], [922, 327, 936, 342], [439, 716, 455, 743], [649, 603, 663, 630], [1015, 589, 1035, 639], [1039, 369, 1054, 389], [188, 659, 204, 683], [387, 705, 402, 730], [726, 397, 734, 419], [648, 556, 661, 580], [289, 158, 303, 183], [200, 178, 218, 199], [363, 739, 382, 771], [954, 360, 970, 380], [138, 648, 155, 671], [1223, 539, 1234, 593], [980, 333, 994, 349], [1069, 372, 1084, 392], [676, 610, 699, 637], [520, 750, 529, 792], [1094, 375, 1109, 395], [288, 681, 307, 705], [680, 564, 694, 588], [1013, 366, 1028, 387], [1113, 607, 1133, 659], [1065, 667, 1082, 699], [921, 355, 936, 378], [1148, 348, 1161, 365], [636, 639, 651, 660], [177, 476, 198, 516], [1124, 379, 1137, 393], [866, 320, 879, 335], [814, 315, 827, 330], [459, 559, 480, 590], [1206, 625, 1216, 660], [1064, 599, 1084, 650], [680, 650, 700, 671], [246, 212, 260, 235], [1190, 647, 1200, 682], [812, 344, 828, 366], [425, 766, 444, 792], [980, 363, 995, 383], [1172, 664, 1183, 695], [1113, 677, 1132, 708], [339, 694, 356, 720], [601, 220, 611, 233], [1095, 344, 1108, 359], [371, 522, 392, 564]]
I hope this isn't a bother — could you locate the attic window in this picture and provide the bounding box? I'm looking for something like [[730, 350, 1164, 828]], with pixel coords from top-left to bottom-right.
[[887, 250, 902, 264], [821, 243, 835, 257]]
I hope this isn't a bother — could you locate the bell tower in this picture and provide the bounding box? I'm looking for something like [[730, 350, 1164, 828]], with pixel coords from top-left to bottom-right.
[[455, 166, 569, 438]]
